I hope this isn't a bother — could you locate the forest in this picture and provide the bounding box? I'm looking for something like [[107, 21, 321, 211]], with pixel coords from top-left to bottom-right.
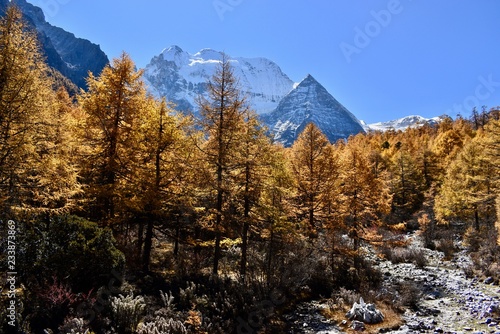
[[0, 6, 499, 334]]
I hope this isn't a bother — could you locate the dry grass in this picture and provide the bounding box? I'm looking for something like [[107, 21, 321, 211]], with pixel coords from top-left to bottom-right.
[[321, 301, 404, 333]]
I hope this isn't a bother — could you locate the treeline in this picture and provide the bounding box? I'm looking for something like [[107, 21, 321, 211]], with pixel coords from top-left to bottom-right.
[[1, 6, 499, 334]]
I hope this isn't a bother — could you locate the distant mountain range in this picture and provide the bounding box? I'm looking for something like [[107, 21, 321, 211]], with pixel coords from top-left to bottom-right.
[[144, 46, 368, 146], [363, 115, 444, 132], [144, 46, 444, 145], [0, 0, 108, 88], [0, 0, 443, 145]]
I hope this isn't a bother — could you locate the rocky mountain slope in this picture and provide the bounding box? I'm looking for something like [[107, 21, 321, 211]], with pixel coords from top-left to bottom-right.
[[0, 0, 109, 88], [263, 74, 365, 146]]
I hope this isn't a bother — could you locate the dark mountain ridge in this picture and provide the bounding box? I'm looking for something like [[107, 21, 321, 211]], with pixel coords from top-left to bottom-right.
[[0, 0, 108, 89]]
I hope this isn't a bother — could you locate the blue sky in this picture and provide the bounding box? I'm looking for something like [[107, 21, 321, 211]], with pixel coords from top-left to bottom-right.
[[28, 0, 500, 123]]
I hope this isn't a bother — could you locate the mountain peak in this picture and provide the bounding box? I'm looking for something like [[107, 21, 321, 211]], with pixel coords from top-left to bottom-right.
[[160, 45, 190, 67], [264, 76, 364, 146], [162, 45, 184, 54], [301, 74, 316, 82], [193, 48, 224, 61]]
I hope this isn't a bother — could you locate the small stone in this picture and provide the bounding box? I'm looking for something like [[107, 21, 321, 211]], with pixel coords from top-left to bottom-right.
[[351, 320, 365, 331], [485, 277, 494, 284]]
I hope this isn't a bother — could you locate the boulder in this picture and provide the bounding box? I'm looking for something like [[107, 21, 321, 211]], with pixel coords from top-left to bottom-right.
[[346, 297, 384, 324]]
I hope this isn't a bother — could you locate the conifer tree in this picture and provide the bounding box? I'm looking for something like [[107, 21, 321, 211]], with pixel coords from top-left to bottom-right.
[[134, 98, 195, 272], [0, 6, 80, 215], [235, 109, 273, 280], [390, 150, 426, 219], [30, 87, 83, 213], [339, 143, 390, 250], [289, 123, 337, 237], [79, 53, 149, 224], [196, 53, 246, 276], [483, 118, 500, 177], [258, 144, 296, 286], [436, 135, 496, 230]]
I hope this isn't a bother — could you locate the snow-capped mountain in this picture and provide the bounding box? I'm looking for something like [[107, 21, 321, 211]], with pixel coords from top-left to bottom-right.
[[0, 0, 109, 88], [364, 115, 443, 132], [263, 74, 365, 147], [144, 46, 295, 114]]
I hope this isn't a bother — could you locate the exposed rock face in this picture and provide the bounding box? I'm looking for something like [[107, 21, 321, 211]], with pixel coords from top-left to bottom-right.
[[263, 74, 365, 147], [0, 0, 109, 88], [346, 297, 384, 324]]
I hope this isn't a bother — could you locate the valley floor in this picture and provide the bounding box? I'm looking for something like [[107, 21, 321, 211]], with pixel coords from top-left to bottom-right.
[[285, 235, 500, 333]]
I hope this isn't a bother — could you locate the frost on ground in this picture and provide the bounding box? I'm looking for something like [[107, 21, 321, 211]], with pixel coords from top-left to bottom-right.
[[286, 235, 500, 333]]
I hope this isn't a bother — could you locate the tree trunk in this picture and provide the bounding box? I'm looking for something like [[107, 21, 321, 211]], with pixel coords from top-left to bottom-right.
[[137, 220, 144, 258], [142, 217, 154, 273], [213, 184, 223, 276], [474, 207, 480, 231], [240, 163, 251, 281], [174, 215, 180, 257], [240, 221, 249, 280]]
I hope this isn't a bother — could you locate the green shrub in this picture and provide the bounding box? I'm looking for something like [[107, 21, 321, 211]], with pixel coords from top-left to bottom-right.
[[19, 215, 125, 292]]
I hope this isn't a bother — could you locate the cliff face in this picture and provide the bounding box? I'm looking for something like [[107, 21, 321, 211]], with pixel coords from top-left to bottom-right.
[[0, 0, 109, 88]]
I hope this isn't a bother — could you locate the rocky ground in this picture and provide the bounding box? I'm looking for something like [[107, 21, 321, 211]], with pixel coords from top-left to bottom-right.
[[285, 236, 500, 333]]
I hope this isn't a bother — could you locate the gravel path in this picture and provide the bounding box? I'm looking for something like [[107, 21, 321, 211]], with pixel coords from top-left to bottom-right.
[[285, 238, 500, 333]]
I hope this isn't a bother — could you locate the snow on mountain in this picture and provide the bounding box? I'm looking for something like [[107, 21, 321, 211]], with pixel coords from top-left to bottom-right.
[[144, 45, 295, 114], [263, 74, 365, 147], [365, 115, 443, 132]]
